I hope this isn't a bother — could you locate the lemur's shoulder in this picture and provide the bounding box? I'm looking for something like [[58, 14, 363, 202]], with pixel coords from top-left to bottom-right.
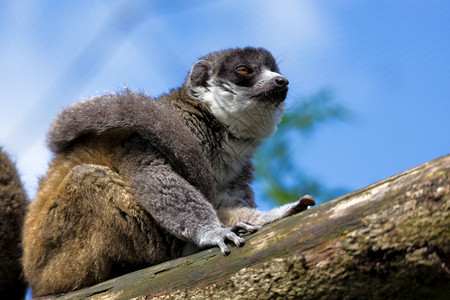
[[48, 90, 217, 202]]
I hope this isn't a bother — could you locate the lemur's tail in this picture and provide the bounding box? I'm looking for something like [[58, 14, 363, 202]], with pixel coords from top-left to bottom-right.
[[0, 148, 28, 299]]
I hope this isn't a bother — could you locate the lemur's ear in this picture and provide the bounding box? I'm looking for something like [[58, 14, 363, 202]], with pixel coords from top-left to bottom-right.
[[189, 60, 212, 88]]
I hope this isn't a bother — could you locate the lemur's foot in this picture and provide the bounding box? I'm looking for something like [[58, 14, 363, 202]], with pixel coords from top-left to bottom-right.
[[282, 195, 315, 218], [231, 221, 260, 235]]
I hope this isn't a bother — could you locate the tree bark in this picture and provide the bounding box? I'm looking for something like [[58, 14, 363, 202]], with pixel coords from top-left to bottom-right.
[[42, 155, 449, 300]]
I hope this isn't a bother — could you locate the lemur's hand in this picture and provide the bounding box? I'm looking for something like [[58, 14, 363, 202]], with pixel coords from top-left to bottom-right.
[[197, 222, 260, 256], [197, 227, 245, 255], [282, 195, 315, 218]]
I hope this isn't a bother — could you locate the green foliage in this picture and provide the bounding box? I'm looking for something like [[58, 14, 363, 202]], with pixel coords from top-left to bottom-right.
[[253, 90, 352, 206]]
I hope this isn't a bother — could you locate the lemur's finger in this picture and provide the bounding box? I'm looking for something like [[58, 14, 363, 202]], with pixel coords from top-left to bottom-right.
[[226, 232, 246, 247], [217, 240, 231, 256], [231, 222, 260, 234]]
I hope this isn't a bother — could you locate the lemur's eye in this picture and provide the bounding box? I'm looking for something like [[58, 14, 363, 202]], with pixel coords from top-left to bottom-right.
[[235, 65, 251, 75]]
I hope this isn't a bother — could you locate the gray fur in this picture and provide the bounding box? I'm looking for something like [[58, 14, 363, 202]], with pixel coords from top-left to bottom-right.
[[48, 90, 216, 202]]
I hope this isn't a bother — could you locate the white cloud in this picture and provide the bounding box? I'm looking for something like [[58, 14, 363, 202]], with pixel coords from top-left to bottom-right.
[[250, 0, 339, 54]]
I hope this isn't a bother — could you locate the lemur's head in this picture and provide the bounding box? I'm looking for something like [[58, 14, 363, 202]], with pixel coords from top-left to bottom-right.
[[186, 47, 288, 139]]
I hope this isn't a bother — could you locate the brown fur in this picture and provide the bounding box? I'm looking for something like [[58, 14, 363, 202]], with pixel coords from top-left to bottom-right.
[[0, 148, 28, 299], [23, 126, 187, 296]]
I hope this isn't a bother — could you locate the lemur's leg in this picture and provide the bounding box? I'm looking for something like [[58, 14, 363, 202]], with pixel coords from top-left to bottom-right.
[[217, 195, 315, 227], [23, 164, 176, 297]]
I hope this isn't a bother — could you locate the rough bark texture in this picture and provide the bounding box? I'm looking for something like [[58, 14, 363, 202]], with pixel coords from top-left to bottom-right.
[[40, 155, 449, 300]]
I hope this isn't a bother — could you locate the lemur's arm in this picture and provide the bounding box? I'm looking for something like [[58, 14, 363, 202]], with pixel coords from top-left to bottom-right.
[[129, 163, 258, 255]]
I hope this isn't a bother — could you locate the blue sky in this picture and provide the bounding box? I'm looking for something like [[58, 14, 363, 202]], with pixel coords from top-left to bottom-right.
[[1, 0, 449, 210]]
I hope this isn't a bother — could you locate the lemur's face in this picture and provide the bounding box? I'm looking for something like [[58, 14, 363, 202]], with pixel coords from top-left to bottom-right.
[[188, 47, 288, 139], [216, 49, 289, 105]]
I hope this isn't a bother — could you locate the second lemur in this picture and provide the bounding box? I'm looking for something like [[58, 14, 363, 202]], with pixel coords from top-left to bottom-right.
[[23, 47, 315, 297], [0, 148, 28, 299]]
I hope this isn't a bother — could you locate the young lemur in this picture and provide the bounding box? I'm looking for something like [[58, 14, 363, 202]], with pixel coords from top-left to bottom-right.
[[0, 148, 28, 299], [22, 47, 315, 297]]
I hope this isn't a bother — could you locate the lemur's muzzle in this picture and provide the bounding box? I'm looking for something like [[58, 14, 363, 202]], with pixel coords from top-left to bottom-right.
[[263, 76, 289, 103], [274, 76, 289, 88]]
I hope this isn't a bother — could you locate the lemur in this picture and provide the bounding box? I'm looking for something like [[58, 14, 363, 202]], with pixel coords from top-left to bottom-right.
[[22, 47, 315, 297], [0, 148, 28, 299]]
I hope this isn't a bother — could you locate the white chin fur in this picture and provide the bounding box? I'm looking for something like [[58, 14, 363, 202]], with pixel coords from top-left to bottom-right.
[[194, 82, 285, 139]]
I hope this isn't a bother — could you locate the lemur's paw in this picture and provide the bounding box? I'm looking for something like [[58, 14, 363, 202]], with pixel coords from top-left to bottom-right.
[[283, 195, 315, 218], [199, 227, 247, 256]]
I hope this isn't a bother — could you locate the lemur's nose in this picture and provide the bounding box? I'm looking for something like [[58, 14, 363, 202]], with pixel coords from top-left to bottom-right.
[[274, 76, 289, 88]]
